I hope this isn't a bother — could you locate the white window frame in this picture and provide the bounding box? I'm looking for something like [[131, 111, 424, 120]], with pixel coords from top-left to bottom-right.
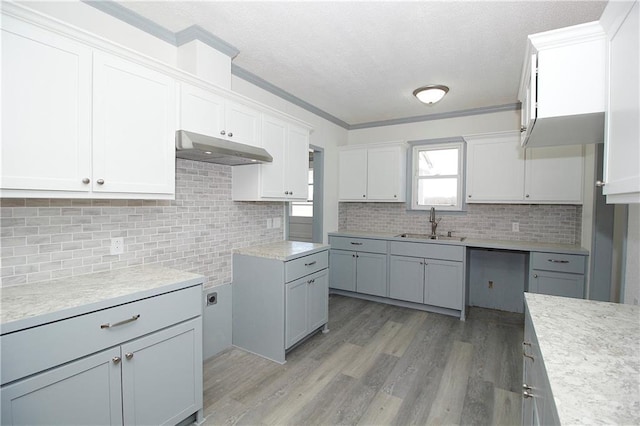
[[411, 141, 464, 211]]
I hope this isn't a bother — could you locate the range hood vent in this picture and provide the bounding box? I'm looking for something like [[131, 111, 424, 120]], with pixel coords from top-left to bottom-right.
[[175, 130, 273, 166]]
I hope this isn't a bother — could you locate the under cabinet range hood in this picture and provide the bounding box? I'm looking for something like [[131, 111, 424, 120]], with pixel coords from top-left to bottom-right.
[[175, 130, 273, 166]]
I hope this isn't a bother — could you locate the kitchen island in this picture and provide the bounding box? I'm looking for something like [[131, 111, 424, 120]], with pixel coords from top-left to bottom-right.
[[524, 293, 640, 425]]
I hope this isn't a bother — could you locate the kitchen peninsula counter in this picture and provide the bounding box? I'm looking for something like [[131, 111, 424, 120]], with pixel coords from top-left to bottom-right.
[[525, 293, 640, 424], [0, 265, 204, 334], [234, 240, 330, 261]]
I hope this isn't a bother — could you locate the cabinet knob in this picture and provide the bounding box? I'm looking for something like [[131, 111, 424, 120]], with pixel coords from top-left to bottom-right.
[[290, 191, 293, 195], [352, 254, 355, 258], [468, 194, 472, 198], [394, 195, 397, 198], [82, 178, 90, 184], [112, 356, 121, 364], [525, 194, 530, 198], [228, 132, 233, 137], [125, 352, 134, 360], [595, 180, 606, 187], [362, 194, 366, 198], [307, 279, 315, 284], [533, 274, 538, 278], [520, 126, 527, 133], [523, 384, 532, 391], [523, 390, 534, 399], [97, 179, 105, 185], [285, 191, 289, 195], [220, 130, 226, 136]]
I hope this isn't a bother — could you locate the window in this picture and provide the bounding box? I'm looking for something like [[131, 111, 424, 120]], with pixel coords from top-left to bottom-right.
[[411, 142, 464, 211], [290, 169, 313, 217]]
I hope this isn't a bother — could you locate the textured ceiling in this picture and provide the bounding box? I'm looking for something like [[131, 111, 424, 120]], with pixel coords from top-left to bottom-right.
[[116, 1, 607, 126]]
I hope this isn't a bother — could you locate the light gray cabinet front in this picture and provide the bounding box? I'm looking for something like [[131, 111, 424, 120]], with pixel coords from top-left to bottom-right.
[[308, 272, 329, 332], [285, 277, 309, 349], [329, 249, 356, 291], [389, 255, 424, 303], [530, 270, 585, 299], [1, 347, 122, 426], [425, 259, 464, 310], [355, 252, 387, 297]]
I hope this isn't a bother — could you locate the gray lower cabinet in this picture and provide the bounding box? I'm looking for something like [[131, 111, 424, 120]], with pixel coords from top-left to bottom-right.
[[523, 301, 559, 426], [389, 255, 463, 310], [328, 236, 388, 297], [528, 252, 586, 299], [0, 286, 203, 426], [233, 248, 329, 364]]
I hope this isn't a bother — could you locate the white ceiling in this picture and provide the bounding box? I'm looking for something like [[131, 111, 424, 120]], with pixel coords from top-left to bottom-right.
[[116, 1, 607, 127]]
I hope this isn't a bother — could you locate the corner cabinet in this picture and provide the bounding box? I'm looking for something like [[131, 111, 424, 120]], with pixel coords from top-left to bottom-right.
[[1, 285, 203, 426], [232, 114, 310, 201], [600, 0, 640, 204], [232, 246, 329, 364], [338, 142, 407, 202], [0, 11, 175, 199], [465, 132, 584, 204], [518, 22, 606, 147]]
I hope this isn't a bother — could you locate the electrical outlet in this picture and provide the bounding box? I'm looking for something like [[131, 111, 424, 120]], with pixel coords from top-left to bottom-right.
[[273, 217, 281, 229], [266, 218, 273, 229], [110, 237, 124, 255], [488, 280, 494, 289], [512, 222, 520, 232]]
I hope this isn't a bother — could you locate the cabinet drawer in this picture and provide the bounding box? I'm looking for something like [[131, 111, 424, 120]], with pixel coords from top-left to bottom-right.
[[389, 241, 464, 262], [329, 236, 387, 254], [1, 285, 201, 385], [285, 250, 328, 283], [531, 252, 586, 274]]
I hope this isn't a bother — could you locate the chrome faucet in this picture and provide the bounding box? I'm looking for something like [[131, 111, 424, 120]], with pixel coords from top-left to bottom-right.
[[429, 207, 440, 238]]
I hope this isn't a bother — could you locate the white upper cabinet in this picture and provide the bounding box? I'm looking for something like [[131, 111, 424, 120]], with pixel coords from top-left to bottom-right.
[[1, 14, 92, 193], [338, 143, 407, 202], [232, 114, 310, 201], [466, 131, 584, 204], [93, 52, 175, 196], [178, 83, 261, 148], [518, 22, 606, 147], [1, 9, 176, 199], [600, 0, 640, 204]]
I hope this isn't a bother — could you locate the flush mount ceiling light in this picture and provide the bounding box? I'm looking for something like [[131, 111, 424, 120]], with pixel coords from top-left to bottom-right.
[[413, 85, 449, 105]]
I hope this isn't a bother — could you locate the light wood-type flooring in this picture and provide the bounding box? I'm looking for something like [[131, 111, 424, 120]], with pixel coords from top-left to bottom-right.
[[202, 295, 524, 425]]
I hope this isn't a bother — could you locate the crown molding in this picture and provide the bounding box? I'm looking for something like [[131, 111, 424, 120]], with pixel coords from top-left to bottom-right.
[[175, 25, 239, 58]]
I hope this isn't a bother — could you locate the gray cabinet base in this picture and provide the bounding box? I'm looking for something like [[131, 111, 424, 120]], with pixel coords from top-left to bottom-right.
[[329, 289, 465, 320]]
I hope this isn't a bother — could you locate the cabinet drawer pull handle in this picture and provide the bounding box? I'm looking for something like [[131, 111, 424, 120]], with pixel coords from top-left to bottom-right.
[[523, 390, 534, 399], [125, 352, 134, 360], [350, 242, 363, 245], [305, 261, 317, 266], [101, 314, 140, 329], [523, 383, 532, 391], [548, 259, 569, 264]]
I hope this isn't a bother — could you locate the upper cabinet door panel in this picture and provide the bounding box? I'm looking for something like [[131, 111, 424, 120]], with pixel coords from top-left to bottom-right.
[[525, 145, 584, 203], [260, 115, 288, 198], [287, 124, 311, 200], [339, 149, 368, 200], [367, 147, 404, 201], [178, 83, 225, 137], [92, 52, 176, 195], [224, 101, 261, 148], [1, 16, 92, 192]]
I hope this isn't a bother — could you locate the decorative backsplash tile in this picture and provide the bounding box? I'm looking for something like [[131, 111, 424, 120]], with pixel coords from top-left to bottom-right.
[[339, 202, 582, 245], [0, 159, 284, 288]]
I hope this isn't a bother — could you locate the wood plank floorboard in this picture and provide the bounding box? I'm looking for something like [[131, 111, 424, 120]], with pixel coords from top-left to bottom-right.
[[202, 294, 524, 426]]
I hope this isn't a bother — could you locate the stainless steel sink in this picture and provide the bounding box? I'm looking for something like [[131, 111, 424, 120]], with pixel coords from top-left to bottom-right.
[[395, 233, 466, 242]]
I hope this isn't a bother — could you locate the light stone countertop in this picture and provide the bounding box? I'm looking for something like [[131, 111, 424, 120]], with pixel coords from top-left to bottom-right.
[[0, 265, 204, 334], [329, 231, 588, 255], [525, 293, 640, 425], [234, 241, 330, 261]]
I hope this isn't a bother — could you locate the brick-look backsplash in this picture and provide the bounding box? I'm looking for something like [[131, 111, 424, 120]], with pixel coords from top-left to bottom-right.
[[0, 159, 284, 288], [339, 202, 582, 245]]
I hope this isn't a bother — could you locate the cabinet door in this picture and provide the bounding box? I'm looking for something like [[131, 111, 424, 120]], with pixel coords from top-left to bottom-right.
[[93, 51, 176, 195], [260, 115, 288, 198], [286, 124, 311, 200], [356, 252, 388, 297], [225, 100, 261, 148], [121, 318, 202, 426], [0, 347, 122, 426], [525, 145, 583, 203], [285, 277, 309, 349], [367, 146, 405, 201], [603, 1, 640, 202], [389, 255, 424, 303], [1, 15, 91, 192], [308, 271, 329, 332], [466, 133, 525, 202], [329, 249, 356, 291], [178, 82, 225, 137], [424, 259, 463, 310], [339, 149, 368, 200], [530, 270, 584, 299]]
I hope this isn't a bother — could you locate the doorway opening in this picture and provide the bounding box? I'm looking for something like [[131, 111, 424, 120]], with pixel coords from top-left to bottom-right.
[[287, 146, 324, 243]]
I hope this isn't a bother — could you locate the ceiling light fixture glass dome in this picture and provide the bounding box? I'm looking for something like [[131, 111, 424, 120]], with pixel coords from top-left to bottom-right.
[[413, 85, 449, 104]]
